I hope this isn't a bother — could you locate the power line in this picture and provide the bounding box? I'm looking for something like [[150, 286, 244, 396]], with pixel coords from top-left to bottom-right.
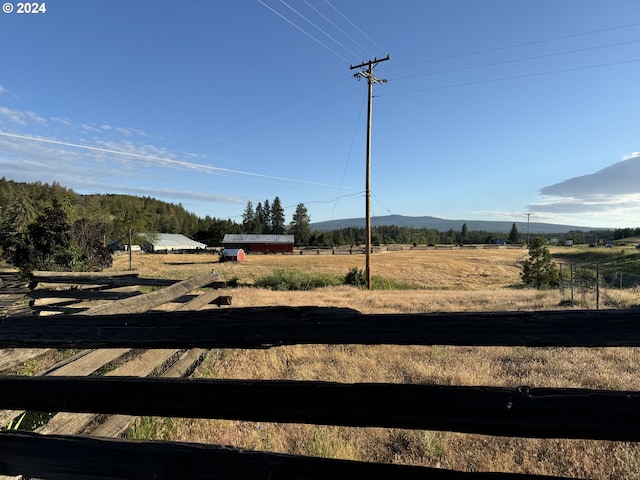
[[174, 77, 351, 148], [279, 0, 361, 61], [303, 0, 372, 60], [386, 21, 640, 70], [198, 87, 361, 149], [389, 38, 640, 81], [257, 0, 351, 63], [324, 0, 386, 55], [372, 192, 394, 216], [378, 57, 640, 97], [331, 87, 367, 220]]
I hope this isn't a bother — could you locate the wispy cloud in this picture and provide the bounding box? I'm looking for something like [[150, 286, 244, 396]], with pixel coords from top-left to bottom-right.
[[0, 131, 349, 188], [0, 102, 358, 219], [528, 154, 640, 222], [0, 107, 47, 126]]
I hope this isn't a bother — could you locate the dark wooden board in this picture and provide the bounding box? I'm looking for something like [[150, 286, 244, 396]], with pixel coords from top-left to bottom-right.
[[0, 431, 571, 480], [1, 376, 639, 441], [2, 307, 640, 348]]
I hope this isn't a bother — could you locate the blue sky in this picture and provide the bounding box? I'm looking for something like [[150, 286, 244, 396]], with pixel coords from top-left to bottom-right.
[[1, 1, 640, 229]]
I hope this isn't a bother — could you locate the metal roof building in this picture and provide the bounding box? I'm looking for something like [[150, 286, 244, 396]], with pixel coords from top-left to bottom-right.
[[142, 234, 207, 253], [222, 234, 294, 253]]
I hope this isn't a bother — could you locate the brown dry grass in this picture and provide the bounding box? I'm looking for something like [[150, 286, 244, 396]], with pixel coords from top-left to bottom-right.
[[110, 247, 527, 290], [117, 249, 640, 478]]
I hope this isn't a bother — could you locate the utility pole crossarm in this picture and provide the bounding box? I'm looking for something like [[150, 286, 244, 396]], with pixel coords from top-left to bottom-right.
[[349, 54, 390, 71]]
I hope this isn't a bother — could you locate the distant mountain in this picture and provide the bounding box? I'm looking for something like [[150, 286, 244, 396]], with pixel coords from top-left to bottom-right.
[[311, 214, 606, 234]]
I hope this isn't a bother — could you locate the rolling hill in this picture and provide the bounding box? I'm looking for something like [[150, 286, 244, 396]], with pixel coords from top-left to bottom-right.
[[311, 214, 606, 234]]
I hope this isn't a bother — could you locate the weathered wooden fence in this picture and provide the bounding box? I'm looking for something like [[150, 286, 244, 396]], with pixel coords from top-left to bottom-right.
[[2, 274, 640, 478], [3, 309, 640, 478]]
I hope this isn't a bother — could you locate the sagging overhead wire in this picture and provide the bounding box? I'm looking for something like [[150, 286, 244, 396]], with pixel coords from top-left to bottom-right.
[[303, 0, 373, 60], [388, 38, 640, 82], [385, 21, 640, 70], [278, 0, 361, 61], [378, 57, 640, 97], [331, 86, 367, 220], [323, 0, 386, 56], [257, 0, 351, 64], [196, 86, 362, 149], [258, 0, 388, 66], [174, 77, 352, 148]]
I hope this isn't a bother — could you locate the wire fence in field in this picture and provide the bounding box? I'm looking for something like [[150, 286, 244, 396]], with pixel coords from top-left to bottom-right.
[[556, 261, 640, 309]]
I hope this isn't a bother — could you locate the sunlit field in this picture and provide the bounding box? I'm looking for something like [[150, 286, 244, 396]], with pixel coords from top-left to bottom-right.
[[112, 247, 640, 478]]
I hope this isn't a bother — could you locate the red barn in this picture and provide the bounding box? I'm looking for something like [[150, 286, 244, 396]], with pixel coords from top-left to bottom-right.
[[222, 234, 295, 253]]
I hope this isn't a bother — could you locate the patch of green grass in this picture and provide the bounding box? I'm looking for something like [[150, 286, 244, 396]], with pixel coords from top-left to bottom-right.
[[125, 416, 177, 441], [421, 431, 446, 463], [371, 275, 421, 290], [307, 426, 359, 460], [254, 269, 343, 291], [345, 266, 421, 290], [253, 268, 422, 291]]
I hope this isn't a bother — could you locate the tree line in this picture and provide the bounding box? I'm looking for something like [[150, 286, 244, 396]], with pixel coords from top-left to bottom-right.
[[0, 179, 631, 276]]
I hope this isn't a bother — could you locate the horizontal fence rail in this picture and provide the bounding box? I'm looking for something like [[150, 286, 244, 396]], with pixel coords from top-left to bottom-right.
[[2, 307, 640, 348], [3, 301, 640, 479], [0, 431, 567, 480], [1, 376, 640, 441]]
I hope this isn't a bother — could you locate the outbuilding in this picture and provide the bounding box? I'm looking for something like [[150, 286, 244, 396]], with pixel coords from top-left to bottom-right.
[[220, 248, 246, 262], [222, 234, 295, 253], [141, 233, 207, 253]]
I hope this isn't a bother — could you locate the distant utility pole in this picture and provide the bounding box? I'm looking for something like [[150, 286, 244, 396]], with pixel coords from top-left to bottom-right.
[[523, 212, 534, 245], [351, 54, 390, 290]]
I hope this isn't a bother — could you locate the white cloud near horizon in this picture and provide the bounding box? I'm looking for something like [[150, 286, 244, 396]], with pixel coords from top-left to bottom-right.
[[529, 154, 640, 220]]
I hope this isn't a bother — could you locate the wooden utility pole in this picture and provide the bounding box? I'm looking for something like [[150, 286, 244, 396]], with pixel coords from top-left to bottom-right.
[[351, 55, 389, 290], [523, 212, 534, 245]]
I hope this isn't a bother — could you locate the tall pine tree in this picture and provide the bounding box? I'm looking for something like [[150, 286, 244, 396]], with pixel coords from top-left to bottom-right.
[[290, 203, 311, 245], [242, 201, 256, 233], [271, 196, 285, 234]]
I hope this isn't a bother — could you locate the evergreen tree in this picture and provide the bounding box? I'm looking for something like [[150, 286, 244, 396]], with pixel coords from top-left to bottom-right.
[[254, 202, 265, 234], [242, 201, 256, 233], [0, 195, 36, 265], [508, 223, 520, 244], [290, 203, 311, 245], [271, 196, 285, 234], [461, 223, 469, 243], [521, 237, 558, 289], [262, 199, 272, 234]]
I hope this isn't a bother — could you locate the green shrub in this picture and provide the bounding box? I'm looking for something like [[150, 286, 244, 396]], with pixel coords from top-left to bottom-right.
[[344, 267, 366, 287], [254, 269, 342, 291]]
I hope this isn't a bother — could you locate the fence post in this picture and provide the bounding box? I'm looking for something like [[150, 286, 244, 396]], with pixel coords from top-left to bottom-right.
[[559, 263, 564, 298], [596, 264, 600, 310], [570, 264, 574, 306]]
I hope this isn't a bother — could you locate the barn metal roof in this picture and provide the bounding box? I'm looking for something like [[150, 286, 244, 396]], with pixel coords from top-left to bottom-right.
[[143, 233, 207, 249], [222, 234, 295, 244]]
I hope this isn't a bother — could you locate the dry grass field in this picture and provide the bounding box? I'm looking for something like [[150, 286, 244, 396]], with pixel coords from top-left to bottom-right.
[[112, 248, 640, 478]]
